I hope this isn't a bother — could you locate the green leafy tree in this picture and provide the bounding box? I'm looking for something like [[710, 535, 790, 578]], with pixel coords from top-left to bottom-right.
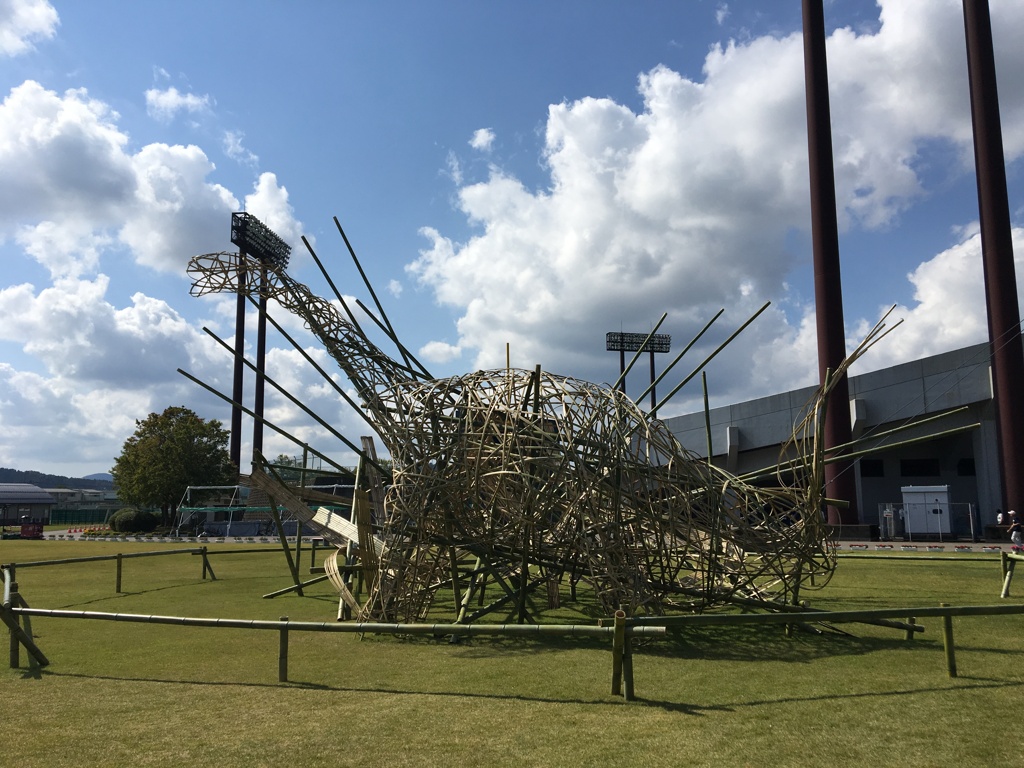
[[270, 454, 305, 484], [111, 406, 235, 524]]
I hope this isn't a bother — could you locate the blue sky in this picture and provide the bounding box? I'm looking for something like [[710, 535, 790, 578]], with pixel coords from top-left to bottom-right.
[[2, 0, 1023, 477]]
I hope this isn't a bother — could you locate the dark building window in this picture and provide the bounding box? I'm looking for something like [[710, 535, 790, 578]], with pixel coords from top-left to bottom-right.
[[957, 458, 976, 477], [900, 458, 940, 477], [860, 459, 885, 477]]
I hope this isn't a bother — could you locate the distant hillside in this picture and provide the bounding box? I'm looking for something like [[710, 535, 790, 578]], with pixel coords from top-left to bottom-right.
[[0, 467, 114, 491]]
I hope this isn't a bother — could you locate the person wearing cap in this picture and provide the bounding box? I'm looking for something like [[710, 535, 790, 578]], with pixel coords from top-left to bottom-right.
[[1008, 511, 1023, 549]]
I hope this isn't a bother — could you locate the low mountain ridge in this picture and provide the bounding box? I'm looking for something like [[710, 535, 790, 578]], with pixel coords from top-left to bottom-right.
[[0, 467, 114, 491]]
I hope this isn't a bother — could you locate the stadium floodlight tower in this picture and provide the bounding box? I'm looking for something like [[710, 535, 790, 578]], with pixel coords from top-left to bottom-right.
[[606, 331, 671, 416], [228, 212, 291, 469]]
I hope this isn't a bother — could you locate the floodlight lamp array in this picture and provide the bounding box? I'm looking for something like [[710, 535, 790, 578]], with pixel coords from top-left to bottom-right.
[[230, 212, 291, 269], [606, 332, 671, 354]]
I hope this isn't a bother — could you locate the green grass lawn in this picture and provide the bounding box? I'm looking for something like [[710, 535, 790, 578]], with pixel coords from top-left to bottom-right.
[[2, 541, 1022, 767]]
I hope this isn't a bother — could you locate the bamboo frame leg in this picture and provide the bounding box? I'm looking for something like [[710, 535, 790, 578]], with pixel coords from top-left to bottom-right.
[[268, 497, 302, 595]]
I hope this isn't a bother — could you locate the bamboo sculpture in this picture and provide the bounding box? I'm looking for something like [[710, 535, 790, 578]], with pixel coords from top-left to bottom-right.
[[186, 225, 891, 622]]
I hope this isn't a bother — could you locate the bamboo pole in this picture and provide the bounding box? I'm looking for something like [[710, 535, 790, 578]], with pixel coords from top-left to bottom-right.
[[630, 603, 1024, 627], [1001, 551, 1015, 598], [177, 368, 356, 475], [653, 301, 770, 413], [12, 607, 666, 637], [8, 548, 204, 569], [636, 310, 724, 407], [333, 217, 431, 378], [266, 498, 302, 596], [256, 308, 376, 432], [1, 588, 49, 668], [610, 314, 668, 394], [353, 489, 379, 595], [263, 573, 332, 599], [839, 554, 998, 562], [199, 328, 372, 462]]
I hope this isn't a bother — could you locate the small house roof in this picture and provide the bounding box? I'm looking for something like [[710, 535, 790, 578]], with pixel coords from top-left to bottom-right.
[[0, 484, 56, 506]]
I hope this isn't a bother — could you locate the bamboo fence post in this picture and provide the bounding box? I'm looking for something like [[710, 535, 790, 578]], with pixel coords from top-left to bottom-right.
[[7, 582, 18, 669], [201, 546, 217, 581], [611, 610, 626, 696], [13, 593, 39, 670], [1001, 551, 1014, 598], [940, 603, 957, 678], [278, 616, 289, 682], [1, 592, 48, 669], [116, 553, 123, 593], [622, 616, 635, 702]]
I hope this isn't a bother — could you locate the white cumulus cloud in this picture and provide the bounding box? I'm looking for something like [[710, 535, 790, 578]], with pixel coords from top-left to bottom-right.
[[145, 86, 212, 122], [0, 0, 58, 57]]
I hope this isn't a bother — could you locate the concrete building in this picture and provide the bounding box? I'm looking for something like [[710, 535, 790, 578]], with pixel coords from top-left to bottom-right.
[[663, 343, 1000, 541]]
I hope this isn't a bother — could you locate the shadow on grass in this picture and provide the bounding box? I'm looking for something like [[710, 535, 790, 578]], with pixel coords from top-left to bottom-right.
[[28, 669, 1023, 718], [39, 669, 645, 708], [55, 579, 219, 609], [640, 623, 930, 664], [367, 621, 932, 665], [639, 677, 1024, 714]]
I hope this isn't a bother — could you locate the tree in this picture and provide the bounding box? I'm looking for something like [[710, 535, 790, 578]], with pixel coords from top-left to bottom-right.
[[270, 454, 305, 484], [111, 406, 235, 525]]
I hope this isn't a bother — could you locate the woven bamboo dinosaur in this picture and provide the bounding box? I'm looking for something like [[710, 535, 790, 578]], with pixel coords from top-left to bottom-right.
[[187, 235, 882, 621]]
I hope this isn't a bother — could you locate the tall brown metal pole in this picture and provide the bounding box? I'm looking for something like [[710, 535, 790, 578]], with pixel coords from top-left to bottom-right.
[[252, 263, 269, 465], [963, 0, 1024, 514], [802, 0, 858, 525], [229, 258, 247, 470]]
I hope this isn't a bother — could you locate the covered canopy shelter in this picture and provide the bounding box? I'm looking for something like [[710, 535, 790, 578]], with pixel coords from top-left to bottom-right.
[[0, 484, 56, 524]]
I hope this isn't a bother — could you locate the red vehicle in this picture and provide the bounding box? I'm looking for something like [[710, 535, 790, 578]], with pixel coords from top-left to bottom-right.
[[19, 520, 44, 539]]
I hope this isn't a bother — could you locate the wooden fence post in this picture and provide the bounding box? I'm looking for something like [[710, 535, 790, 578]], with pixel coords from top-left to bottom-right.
[[116, 553, 123, 593], [940, 603, 957, 678], [904, 616, 917, 641], [611, 610, 625, 696]]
